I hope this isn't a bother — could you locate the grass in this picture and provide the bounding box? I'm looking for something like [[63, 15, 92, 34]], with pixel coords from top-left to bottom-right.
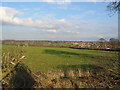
[[2, 45, 118, 72]]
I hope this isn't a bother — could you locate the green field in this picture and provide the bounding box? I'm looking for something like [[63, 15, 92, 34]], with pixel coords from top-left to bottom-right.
[[2, 45, 118, 72]]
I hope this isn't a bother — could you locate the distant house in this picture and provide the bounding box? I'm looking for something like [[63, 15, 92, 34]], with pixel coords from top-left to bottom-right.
[[73, 42, 79, 45], [24, 44, 29, 47]]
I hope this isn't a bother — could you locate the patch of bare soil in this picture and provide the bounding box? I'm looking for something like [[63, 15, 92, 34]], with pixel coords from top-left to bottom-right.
[[33, 69, 120, 88], [2, 64, 120, 88]]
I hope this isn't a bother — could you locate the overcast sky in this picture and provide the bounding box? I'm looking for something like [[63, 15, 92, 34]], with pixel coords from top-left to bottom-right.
[[0, 1, 118, 41]]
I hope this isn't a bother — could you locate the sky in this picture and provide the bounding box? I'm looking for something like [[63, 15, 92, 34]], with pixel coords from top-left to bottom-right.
[[0, 1, 118, 41]]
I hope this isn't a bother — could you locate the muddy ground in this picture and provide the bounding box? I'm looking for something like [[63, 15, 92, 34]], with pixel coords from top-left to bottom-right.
[[2, 63, 120, 88]]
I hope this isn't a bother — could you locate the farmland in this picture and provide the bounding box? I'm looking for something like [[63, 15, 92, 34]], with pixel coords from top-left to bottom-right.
[[1, 1, 120, 88], [2, 44, 119, 88], [2, 45, 118, 71]]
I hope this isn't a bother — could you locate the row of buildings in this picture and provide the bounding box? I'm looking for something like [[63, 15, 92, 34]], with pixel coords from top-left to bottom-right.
[[67, 41, 119, 50]]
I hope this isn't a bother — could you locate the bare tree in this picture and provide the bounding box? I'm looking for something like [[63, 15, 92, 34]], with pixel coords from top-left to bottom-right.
[[109, 38, 119, 50], [107, 1, 120, 16], [98, 38, 106, 49]]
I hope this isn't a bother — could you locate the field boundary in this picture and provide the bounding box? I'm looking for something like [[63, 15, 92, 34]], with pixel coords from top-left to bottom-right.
[[2, 56, 25, 85]]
